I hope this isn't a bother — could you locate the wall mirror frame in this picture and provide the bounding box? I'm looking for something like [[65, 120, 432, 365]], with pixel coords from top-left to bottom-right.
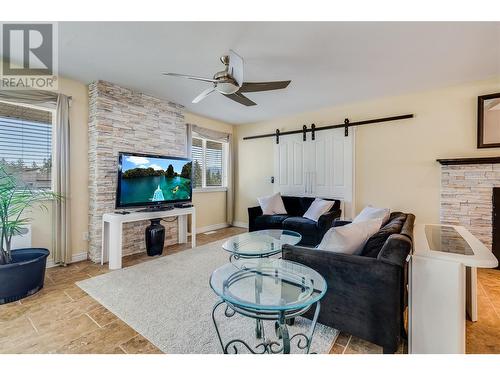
[[478, 92, 500, 148]]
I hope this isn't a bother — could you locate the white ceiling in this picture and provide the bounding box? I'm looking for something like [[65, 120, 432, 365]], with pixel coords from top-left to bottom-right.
[[58, 22, 500, 124]]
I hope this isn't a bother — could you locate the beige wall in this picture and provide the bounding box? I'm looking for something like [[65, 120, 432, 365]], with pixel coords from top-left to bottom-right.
[[27, 76, 89, 258], [192, 192, 227, 230], [185, 112, 234, 230], [235, 77, 500, 225], [185, 112, 233, 134]]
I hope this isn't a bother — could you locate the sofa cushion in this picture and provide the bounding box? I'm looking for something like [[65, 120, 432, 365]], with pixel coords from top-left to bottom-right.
[[299, 197, 316, 214], [282, 216, 317, 235], [282, 196, 305, 216], [254, 214, 290, 230], [280, 196, 341, 217], [360, 213, 407, 258]]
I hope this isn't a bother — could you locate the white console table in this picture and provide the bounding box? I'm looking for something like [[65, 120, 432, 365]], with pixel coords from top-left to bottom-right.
[[409, 224, 498, 354], [101, 207, 196, 270]]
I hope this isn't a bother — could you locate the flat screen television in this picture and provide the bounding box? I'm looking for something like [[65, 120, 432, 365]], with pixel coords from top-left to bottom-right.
[[115, 152, 192, 209]]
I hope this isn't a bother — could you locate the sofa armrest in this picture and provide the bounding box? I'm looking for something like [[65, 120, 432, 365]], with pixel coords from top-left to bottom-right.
[[282, 244, 380, 272], [282, 243, 405, 352], [316, 209, 342, 242], [248, 206, 263, 232], [332, 219, 352, 227], [377, 234, 412, 267], [317, 209, 342, 229], [281, 244, 402, 311]]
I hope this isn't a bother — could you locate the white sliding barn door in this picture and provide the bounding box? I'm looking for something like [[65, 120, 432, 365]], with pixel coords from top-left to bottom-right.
[[331, 128, 354, 201], [306, 129, 330, 197], [274, 133, 307, 195], [273, 128, 354, 217]]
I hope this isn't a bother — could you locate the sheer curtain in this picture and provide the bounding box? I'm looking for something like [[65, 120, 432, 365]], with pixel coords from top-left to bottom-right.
[[188, 124, 234, 225], [0, 90, 72, 265]]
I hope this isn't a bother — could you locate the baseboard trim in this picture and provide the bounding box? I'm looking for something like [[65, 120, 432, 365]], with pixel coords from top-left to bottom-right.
[[197, 223, 229, 234], [46, 251, 88, 268], [232, 221, 249, 229]]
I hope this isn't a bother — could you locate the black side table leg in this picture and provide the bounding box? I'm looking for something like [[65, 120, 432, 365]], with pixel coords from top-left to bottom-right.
[[277, 312, 290, 354]]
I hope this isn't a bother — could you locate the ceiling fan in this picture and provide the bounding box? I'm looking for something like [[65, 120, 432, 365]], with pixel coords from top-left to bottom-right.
[[162, 50, 291, 106]]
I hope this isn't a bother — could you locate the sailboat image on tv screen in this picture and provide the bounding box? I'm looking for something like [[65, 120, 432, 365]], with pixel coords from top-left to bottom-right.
[[152, 185, 165, 202]]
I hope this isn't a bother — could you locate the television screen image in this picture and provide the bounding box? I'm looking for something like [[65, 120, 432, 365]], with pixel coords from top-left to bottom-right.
[[116, 153, 192, 208]]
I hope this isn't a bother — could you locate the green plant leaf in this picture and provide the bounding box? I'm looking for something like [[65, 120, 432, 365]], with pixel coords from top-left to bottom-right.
[[0, 164, 63, 262]]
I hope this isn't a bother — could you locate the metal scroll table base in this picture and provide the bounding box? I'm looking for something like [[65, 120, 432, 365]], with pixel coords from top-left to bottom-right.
[[211, 300, 321, 354]]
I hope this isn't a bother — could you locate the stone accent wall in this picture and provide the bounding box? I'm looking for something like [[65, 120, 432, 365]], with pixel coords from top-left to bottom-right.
[[440, 164, 500, 250], [88, 81, 186, 262]]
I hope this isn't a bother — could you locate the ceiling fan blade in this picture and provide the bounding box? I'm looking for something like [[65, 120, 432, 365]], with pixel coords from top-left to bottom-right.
[[223, 92, 256, 106], [228, 49, 244, 87], [163, 72, 218, 83], [192, 87, 216, 103], [239, 80, 291, 93]]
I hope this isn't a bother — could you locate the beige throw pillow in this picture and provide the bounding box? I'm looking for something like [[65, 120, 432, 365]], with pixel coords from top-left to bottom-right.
[[303, 198, 334, 222], [257, 192, 287, 215], [353, 206, 390, 226], [317, 218, 383, 255]]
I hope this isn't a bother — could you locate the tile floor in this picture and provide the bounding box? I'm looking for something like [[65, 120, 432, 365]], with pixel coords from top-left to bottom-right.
[[0, 226, 498, 354]]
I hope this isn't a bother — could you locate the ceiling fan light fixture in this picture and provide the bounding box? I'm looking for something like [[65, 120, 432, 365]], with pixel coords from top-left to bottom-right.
[[216, 81, 240, 95]]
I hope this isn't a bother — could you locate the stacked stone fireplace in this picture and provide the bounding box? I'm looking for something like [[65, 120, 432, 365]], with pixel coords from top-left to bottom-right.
[[440, 162, 500, 250], [88, 81, 186, 262]]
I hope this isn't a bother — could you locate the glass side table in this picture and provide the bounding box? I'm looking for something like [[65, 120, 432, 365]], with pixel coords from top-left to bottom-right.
[[222, 229, 302, 261], [210, 258, 327, 354]]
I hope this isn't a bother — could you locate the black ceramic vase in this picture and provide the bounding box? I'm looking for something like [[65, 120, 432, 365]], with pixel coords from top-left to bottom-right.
[[145, 219, 165, 256]]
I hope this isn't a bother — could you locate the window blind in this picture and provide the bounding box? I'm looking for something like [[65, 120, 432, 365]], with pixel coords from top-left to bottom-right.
[[205, 140, 223, 187], [0, 102, 53, 189]]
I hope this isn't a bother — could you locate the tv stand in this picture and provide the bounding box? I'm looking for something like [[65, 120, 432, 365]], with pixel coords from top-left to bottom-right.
[[101, 206, 196, 269], [137, 205, 174, 212]]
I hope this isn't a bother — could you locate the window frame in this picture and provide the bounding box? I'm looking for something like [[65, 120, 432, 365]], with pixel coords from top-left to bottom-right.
[[0, 100, 56, 194], [191, 136, 228, 193]]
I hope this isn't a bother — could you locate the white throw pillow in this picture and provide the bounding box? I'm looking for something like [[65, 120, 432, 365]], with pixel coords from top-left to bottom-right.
[[317, 218, 383, 255], [257, 192, 287, 215], [353, 206, 390, 226], [303, 198, 334, 222]]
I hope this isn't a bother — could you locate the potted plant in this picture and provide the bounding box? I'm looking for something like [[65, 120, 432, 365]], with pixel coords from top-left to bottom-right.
[[0, 164, 60, 304]]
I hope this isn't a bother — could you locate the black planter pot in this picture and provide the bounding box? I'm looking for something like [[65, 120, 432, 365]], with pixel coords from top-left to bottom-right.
[[145, 219, 165, 256], [0, 248, 50, 305]]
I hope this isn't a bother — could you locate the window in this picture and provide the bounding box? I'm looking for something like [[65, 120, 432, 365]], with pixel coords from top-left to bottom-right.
[[191, 136, 227, 190], [0, 101, 53, 190]]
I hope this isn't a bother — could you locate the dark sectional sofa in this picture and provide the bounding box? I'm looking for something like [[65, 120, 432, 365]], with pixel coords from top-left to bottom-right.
[[282, 211, 415, 353], [248, 196, 342, 246]]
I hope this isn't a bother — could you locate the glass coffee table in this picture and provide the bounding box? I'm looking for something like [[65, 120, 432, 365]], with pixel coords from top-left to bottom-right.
[[210, 258, 327, 354], [222, 229, 302, 261]]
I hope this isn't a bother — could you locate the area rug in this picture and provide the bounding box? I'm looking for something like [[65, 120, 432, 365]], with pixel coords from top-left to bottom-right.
[[77, 239, 338, 354]]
